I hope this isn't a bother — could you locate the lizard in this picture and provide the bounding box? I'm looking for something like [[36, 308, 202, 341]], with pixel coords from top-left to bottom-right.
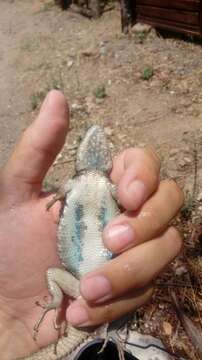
[[21, 125, 123, 360]]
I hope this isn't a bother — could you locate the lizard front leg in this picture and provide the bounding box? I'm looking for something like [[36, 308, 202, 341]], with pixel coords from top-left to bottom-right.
[[46, 179, 75, 210], [34, 268, 80, 339]]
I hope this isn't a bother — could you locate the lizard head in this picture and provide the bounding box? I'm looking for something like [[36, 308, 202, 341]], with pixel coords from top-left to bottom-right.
[[76, 125, 112, 174]]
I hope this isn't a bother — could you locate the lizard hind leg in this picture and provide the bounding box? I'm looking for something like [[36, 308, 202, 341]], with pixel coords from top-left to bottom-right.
[[33, 267, 80, 340], [33, 270, 64, 340], [53, 310, 68, 355]]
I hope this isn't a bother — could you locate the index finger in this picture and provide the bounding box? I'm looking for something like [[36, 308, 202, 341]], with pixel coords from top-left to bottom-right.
[[111, 147, 160, 211]]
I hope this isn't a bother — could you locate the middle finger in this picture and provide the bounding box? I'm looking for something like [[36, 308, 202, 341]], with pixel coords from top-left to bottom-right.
[[103, 179, 184, 253]]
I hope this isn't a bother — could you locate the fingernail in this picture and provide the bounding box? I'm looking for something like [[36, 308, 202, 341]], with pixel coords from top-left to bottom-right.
[[104, 224, 134, 252], [80, 275, 112, 302], [127, 180, 146, 209], [67, 305, 89, 326]]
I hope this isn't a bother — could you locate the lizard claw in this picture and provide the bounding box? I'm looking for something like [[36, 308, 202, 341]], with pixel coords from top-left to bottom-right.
[[98, 336, 125, 360], [35, 301, 47, 309], [46, 191, 66, 210], [33, 307, 54, 340]]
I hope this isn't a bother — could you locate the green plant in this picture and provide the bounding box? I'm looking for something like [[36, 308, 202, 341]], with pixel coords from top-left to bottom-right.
[[27, 62, 51, 72], [30, 77, 64, 110], [94, 85, 107, 99], [30, 91, 45, 110], [43, 2, 54, 11], [51, 78, 63, 90], [142, 67, 154, 80], [136, 32, 146, 44], [34, 1, 54, 14]]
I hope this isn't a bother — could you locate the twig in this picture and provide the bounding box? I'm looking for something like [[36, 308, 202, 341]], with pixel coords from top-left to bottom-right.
[[192, 137, 198, 212], [171, 290, 202, 358]]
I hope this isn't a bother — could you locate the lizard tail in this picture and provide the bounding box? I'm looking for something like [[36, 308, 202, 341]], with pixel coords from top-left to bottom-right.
[[20, 327, 90, 360]]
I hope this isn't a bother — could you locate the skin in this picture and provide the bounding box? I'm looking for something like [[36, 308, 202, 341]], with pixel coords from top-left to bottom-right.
[[0, 90, 184, 359]]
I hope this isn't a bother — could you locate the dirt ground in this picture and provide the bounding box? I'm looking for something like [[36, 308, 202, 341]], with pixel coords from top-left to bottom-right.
[[0, 0, 202, 359]]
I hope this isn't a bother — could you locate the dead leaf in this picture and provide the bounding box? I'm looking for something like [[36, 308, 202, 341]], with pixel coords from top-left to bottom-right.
[[162, 321, 173, 336]]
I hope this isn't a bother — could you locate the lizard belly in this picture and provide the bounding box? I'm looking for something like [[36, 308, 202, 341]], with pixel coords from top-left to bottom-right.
[[57, 174, 120, 278]]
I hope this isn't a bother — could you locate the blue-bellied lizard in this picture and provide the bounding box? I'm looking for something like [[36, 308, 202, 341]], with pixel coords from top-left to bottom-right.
[[23, 125, 121, 360]]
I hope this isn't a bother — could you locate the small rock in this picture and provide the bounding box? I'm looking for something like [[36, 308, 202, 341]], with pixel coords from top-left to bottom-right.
[[67, 60, 73, 68], [71, 103, 87, 117], [184, 157, 192, 164], [95, 98, 105, 105], [175, 265, 188, 276], [118, 133, 127, 141], [71, 103, 79, 110], [131, 22, 151, 34], [162, 321, 173, 336], [85, 96, 94, 112], [179, 160, 186, 168], [170, 148, 179, 156], [183, 146, 190, 153], [99, 45, 107, 56], [82, 49, 94, 57], [197, 192, 202, 202], [175, 66, 185, 76], [104, 127, 113, 136]]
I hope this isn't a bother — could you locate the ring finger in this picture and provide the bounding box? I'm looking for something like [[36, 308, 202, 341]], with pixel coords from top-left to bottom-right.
[[66, 227, 182, 326]]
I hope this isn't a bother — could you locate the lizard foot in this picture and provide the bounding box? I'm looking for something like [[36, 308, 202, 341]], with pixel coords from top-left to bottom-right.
[[33, 307, 54, 341], [53, 309, 68, 333], [46, 192, 65, 210], [98, 334, 126, 360], [33, 300, 62, 341], [53, 317, 68, 355], [35, 296, 48, 309], [46, 181, 74, 210]]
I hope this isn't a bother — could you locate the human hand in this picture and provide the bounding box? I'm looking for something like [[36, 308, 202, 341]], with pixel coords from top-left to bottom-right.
[[66, 144, 184, 327], [0, 90, 183, 359]]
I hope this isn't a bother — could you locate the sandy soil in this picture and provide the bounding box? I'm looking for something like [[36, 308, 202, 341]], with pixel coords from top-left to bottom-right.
[[0, 1, 202, 359]]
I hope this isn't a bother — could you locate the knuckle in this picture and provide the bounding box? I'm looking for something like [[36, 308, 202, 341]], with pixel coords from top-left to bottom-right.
[[168, 226, 183, 254], [148, 167, 160, 189], [143, 286, 154, 302], [124, 147, 145, 162], [125, 146, 160, 167], [164, 179, 184, 208]]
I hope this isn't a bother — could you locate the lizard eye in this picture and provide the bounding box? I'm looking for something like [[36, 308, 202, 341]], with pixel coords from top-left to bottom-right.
[[73, 339, 137, 360]]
